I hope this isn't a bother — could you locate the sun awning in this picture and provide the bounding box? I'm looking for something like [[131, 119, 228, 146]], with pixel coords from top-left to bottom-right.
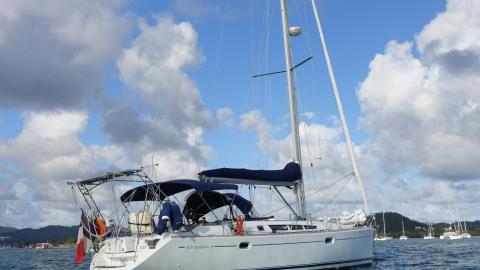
[[120, 179, 238, 203], [198, 162, 302, 186], [183, 191, 253, 221]]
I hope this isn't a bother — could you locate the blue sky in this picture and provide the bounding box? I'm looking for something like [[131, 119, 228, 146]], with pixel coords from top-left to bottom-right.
[[1, 0, 480, 228]]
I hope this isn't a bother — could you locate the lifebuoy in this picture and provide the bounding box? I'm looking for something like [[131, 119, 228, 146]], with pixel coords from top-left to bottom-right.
[[95, 218, 107, 236], [234, 216, 244, 236]]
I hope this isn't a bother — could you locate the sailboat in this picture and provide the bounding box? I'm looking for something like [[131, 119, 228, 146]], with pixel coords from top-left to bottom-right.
[[68, 1, 374, 269], [423, 223, 435, 239], [462, 219, 471, 238], [399, 219, 408, 240], [374, 212, 392, 241], [439, 225, 463, 240], [34, 242, 51, 249], [440, 205, 468, 240]]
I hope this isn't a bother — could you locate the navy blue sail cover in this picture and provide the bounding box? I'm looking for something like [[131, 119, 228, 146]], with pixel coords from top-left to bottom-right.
[[183, 191, 253, 221], [120, 179, 238, 202], [199, 162, 302, 186]]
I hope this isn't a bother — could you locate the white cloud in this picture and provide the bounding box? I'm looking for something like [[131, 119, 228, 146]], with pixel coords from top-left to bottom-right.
[[0, 5, 218, 228], [238, 109, 365, 216], [354, 0, 480, 220], [216, 107, 235, 126], [0, 111, 125, 227], [301, 112, 316, 119], [0, 0, 135, 228], [239, 83, 480, 222], [115, 14, 214, 174], [0, 0, 132, 109], [416, 0, 480, 55], [358, 0, 480, 181], [0, 111, 87, 165]]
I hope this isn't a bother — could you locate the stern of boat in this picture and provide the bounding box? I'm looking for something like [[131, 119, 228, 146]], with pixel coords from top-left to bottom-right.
[[90, 235, 167, 270]]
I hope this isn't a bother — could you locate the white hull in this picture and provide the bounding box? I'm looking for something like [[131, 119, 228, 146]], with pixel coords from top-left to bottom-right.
[[374, 236, 392, 241], [399, 236, 408, 240], [439, 233, 463, 240], [423, 236, 435, 240], [91, 224, 374, 270]]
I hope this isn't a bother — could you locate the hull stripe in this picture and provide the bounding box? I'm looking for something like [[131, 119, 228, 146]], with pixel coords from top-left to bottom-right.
[[234, 257, 374, 270], [178, 235, 372, 249], [253, 235, 370, 247]]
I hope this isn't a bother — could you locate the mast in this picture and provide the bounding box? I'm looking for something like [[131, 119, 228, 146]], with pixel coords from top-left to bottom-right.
[[383, 212, 386, 236], [402, 219, 405, 235], [454, 203, 462, 234], [310, 0, 369, 213], [279, 0, 307, 219]]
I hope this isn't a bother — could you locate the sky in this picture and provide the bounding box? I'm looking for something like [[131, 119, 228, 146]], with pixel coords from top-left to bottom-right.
[[0, 0, 479, 228]]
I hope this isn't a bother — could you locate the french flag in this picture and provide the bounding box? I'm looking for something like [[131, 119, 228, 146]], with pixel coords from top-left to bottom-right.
[[74, 226, 87, 264], [74, 211, 95, 264]]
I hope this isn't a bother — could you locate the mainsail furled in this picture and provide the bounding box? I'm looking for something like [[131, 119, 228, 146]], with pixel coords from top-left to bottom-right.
[[199, 162, 302, 186]]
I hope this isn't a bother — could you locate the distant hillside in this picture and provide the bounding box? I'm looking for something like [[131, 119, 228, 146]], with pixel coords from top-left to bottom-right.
[[374, 212, 426, 232], [373, 212, 480, 237], [0, 225, 78, 244], [0, 226, 18, 234]]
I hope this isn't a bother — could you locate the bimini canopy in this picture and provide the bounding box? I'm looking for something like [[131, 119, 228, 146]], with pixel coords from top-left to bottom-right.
[[199, 162, 302, 186], [183, 191, 253, 221], [120, 179, 238, 203]]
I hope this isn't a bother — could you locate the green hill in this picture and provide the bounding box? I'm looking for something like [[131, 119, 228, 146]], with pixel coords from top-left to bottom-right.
[[0, 225, 78, 244], [373, 212, 480, 238], [0, 226, 18, 234]]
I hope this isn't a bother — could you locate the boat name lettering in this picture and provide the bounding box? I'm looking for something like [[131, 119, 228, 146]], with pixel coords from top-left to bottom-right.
[[185, 244, 214, 249]]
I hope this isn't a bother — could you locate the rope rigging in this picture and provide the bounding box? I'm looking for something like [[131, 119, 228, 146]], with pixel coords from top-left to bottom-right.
[[261, 172, 354, 217]]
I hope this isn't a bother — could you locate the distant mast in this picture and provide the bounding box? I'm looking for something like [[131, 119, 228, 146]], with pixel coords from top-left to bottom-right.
[[279, 0, 307, 219], [383, 212, 387, 236]]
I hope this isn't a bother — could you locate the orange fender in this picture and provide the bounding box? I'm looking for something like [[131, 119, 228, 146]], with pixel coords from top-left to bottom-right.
[[234, 216, 244, 236]]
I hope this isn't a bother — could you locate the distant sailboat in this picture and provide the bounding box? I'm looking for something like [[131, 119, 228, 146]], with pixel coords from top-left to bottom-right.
[[440, 223, 463, 240], [423, 223, 435, 239], [440, 202, 465, 240], [399, 219, 408, 240], [374, 212, 392, 241], [462, 219, 471, 238], [35, 242, 51, 249]]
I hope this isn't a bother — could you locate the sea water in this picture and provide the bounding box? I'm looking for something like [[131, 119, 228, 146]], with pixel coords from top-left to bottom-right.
[[0, 237, 479, 269], [368, 237, 480, 269]]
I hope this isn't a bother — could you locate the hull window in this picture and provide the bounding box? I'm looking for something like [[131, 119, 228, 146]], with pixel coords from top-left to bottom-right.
[[269, 225, 288, 232], [239, 242, 250, 249], [325, 237, 334, 244], [289, 225, 305, 230]]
